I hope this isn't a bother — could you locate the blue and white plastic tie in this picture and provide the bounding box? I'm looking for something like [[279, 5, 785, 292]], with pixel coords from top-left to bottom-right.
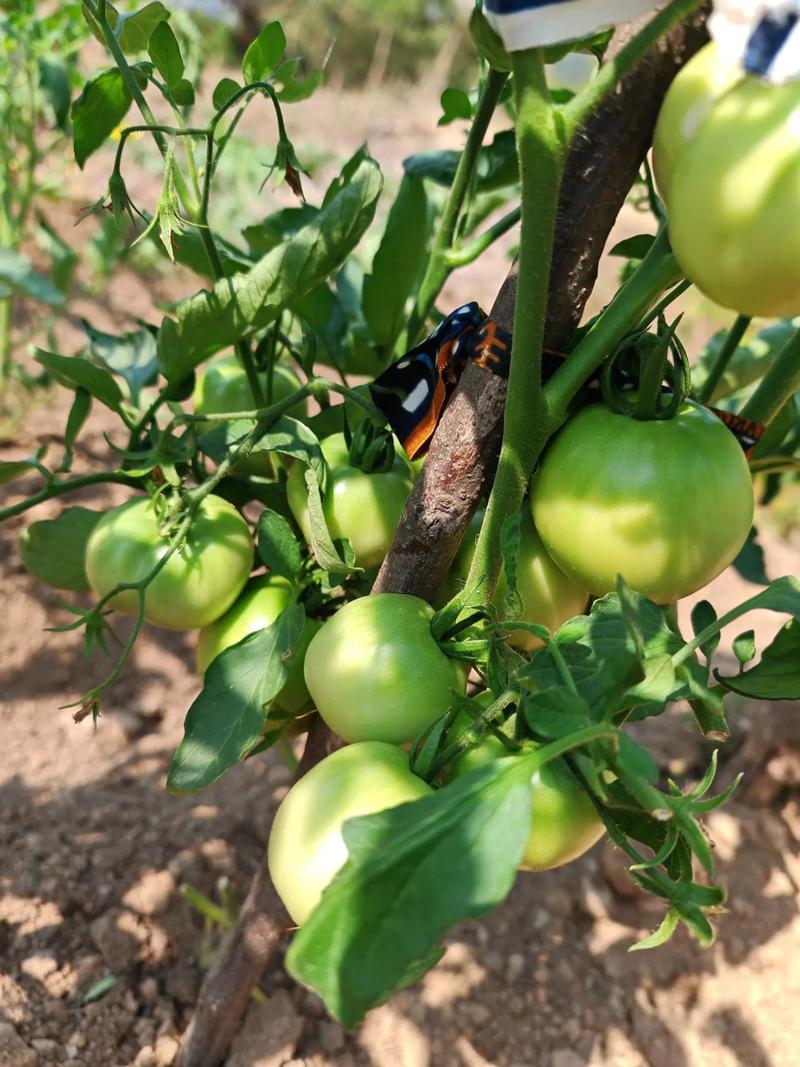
[[483, 0, 660, 51]]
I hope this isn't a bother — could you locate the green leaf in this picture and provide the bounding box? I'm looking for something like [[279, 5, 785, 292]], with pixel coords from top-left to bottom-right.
[[242, 20, 286, 83], [148, 20, 183, 85], [34, 349, 124, 411], [157, 153, 383, 383], [733, 527, 769, 586], [212, 76, 240, 110], [694, 316, 799, 403], [521, 592, 690, 715], [199, 416, 324, 482], [438, 87, 473, 126], [276, 67, 322, 103], [732, 629, 756, 667], [59, 388, 92, 473], [35, 219, 78, 294], [80, 320, 158, 403], [167, 605, 304, 793], [715, 619, 800, 700], [19, 508, 103, 592], [609, 234, 655, 260], [115, 1, 169, 52], [691, 600, 720, 659], [0, 249, 64, 306], [242, 204, 320, 255], [38, 58, 71, 130], [521, 687, 590, 739], [303, 466, 356, 574], [169, 78, 195, 106], [736, 575, 800, 617], [403, 130, 518, 192], [0, 458, 43, 485], [682, 670, 729, 740], [257, 509, 303, 580], [468, 7, 511, 72], [71, 68, 132, 168], [362, 174, 427, 351], [286, 755, 536, 1027], [618, 733, 659, 784]]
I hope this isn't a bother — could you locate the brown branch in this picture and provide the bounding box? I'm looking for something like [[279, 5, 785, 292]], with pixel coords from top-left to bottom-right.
[[373, 7, 710, 600], [176, 866, 282, 1067], [177, 13, 710, 1064]]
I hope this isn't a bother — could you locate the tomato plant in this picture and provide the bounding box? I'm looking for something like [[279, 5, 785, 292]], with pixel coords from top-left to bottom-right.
[[85, 494, 254, 629], [268, 741, 432, 925], [532, 400, 754, 603], [3, 0, 800, 1044], [303, 593, 466, 744], [287, 432, 413, 571]]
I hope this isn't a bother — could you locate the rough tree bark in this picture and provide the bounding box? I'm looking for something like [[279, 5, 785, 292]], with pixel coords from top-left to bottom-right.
[[177, 10, 709, 1066]]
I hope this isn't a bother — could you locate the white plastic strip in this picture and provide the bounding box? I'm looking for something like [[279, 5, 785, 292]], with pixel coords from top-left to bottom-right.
[[484, 0, 660, 51], [710, 0, 800, 81]]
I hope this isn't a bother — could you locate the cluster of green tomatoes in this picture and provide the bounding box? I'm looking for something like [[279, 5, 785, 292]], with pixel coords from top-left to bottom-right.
[[82, 325, 756, 927]]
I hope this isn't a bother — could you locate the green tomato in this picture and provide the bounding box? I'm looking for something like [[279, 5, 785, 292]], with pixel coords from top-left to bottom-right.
[[531, 401, 754, 603], [286, 433, 413, 571], [667, 74, 800, 317], [85, 494, 254, 630], [303, 593, 466, 745], [192, 355, 307, 477], [446, 707, 605, 871], [652, 42, 740, 201], [196, 575, 320, 715], [446, 509, 588, 650], [268, 741, 432, 925]]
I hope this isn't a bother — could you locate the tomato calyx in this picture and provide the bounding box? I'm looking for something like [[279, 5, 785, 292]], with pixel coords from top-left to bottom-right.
[[600, 317, 691, 421], [344, 417, 396, 473]]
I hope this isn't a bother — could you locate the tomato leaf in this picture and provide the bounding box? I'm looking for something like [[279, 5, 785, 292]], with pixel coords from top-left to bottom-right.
[[521, 592, 692, 715], [521, 687, 590, 739], [148, 20, 183, 86], [167, 604, 304, 793], [19, 507, 103, 592], [732, 629, 756, 667], [80, 320, 158, 403], [286, 755, 536, 1027], [242, 21, 286, 83], [34, 349, 124, 412], [438, 87, 473, 126], [362, 174, 428, 351], [242, 204, 320, 255], [0, 249, 64, 306], [114, 1, 169, 53], [59, 387, 92, 473], [0, 459, 43, 486], [257, 509, 303, 581], [199, 416, 324, 482], [302, 466, 359, 575], [690, 600, 719, 659], [715, 619, 800, 700], [71, 68, 132, 168], [38, 58, 71, 131], [609, 233, 655, 260], [157, 151, 382, 383], [208, 81, 236, 118], [404, 130, 518, 191], [732, 527, 769, 586]]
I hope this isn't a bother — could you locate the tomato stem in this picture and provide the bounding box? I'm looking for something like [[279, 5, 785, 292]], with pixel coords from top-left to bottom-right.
[[695, 314, 751, 405], [463, 48, 565, 605], [407, 67, 509, 345], [741, 324, 800, 427]]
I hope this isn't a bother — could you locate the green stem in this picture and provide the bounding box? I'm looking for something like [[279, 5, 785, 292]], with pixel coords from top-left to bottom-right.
[[0, 472, 140, 523], [638, 278, 691, 331], [545, 228, 681, 423], [0, 295, 12, 394], [444, 205, 521, 268], [408, 68, 509, 340], [465, 50, 565, 602], [695, 314, 750, 405], [634, 334, 670, 420], [564, 0, 704, 136], [671, 588, 774, 668], [741, 325, 800, 426]]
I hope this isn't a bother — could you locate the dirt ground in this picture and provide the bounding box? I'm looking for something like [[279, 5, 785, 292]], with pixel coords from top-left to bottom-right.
[[2, 78, 800, 1067]]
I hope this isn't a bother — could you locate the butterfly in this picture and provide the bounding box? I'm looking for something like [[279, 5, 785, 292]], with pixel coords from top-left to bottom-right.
[[369, 303, 765, 459]]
